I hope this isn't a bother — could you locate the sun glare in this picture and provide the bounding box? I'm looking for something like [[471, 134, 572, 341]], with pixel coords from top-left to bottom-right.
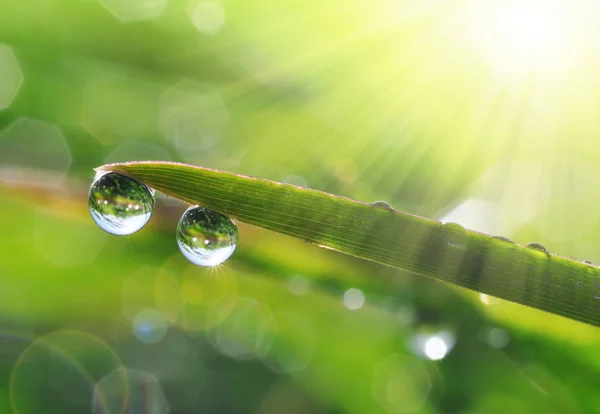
[[463, 0, 576, 76]]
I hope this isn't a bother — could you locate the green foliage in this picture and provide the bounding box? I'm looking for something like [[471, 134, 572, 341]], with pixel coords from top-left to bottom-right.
[[3, 0, 600, 412], [104, 161, 600, 327]]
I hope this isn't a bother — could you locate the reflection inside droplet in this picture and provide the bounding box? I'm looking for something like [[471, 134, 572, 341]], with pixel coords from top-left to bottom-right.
[[88, 172, 154, 236], [176, 206, 238, 266]]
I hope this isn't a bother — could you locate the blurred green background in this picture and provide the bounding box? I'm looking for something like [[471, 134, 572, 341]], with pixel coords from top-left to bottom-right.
[[3, 0, 600, 412]]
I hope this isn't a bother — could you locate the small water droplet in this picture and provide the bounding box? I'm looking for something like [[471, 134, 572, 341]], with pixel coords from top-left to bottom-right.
[[525, 242, 548, 254], [88, 171, 154, 236], [492, 235, 514, 243], [176, 205, 238, 266], [371, 200, 394, 210], [441, 222, 467, 249], [584, 260, 593, 265]]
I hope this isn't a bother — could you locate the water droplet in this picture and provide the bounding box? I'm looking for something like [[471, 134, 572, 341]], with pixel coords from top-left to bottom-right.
[[88, 171, 154, 236], [584, 260, 593, 265], [441, 222, 467, 249], [176, 205, 238, 266], [371, 201, 394, 210], [525, 242, 548, 254], [492, 235, 514, 243]]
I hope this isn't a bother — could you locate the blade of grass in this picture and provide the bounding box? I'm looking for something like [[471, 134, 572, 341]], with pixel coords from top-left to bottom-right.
[[99, 161, 600, 327]]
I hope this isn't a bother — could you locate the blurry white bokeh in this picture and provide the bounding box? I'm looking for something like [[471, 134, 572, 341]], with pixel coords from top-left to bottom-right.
[[411, 330, 456, 361], [81, 70, 160, 145], [372, 354, 431, 413], [34, 207, 107, 268], [208, 297, 275, 359], [262, 311, 317, 373], [94, 368, 169, 414], [159, 79, 229, 163], [188, 1, 225, 35], [0, 117, 72, 184], [343, 288, 365, 310], [287, 274, 310, 296], [132, 308, 169, 344], [0, 44, 23, 110]]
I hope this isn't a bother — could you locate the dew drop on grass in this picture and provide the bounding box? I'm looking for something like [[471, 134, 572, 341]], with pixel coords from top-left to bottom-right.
[[525, 242, 549, 254], [371, 201, 394, 210], [88, 171, 154, 236], [492, 235, 514, 243], [176, 205, 238, 266]]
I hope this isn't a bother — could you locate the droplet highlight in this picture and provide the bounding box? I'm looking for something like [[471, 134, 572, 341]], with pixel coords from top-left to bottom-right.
[[176, 205, 238, 266], [88, 171, 154, 236], [525, 242, 548, 254]]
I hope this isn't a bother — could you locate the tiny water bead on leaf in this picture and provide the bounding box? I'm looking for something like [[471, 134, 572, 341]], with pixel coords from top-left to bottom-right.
[[525, 242, 549, 254], [492, 235, 515, 243], [88, 171, 155, 236], [176, 205, 238, 266], [371, 201, 394, 210]]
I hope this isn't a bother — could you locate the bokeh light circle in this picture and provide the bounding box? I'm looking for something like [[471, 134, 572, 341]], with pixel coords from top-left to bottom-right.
[[9, 330, 126, 414]]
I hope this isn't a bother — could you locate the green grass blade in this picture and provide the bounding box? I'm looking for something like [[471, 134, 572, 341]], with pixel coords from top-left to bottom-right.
[[99, 161, 600, 327]]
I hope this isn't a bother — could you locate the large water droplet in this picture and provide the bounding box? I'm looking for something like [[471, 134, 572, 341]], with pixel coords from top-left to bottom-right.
[[176, 205, 238, 266], [88, 171, 154, 236], [525, 242, 548, 254], [371, 201, 394, 210]]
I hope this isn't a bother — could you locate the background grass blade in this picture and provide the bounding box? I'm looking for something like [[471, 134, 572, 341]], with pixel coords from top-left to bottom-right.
[[100, 161, 600, 327]]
